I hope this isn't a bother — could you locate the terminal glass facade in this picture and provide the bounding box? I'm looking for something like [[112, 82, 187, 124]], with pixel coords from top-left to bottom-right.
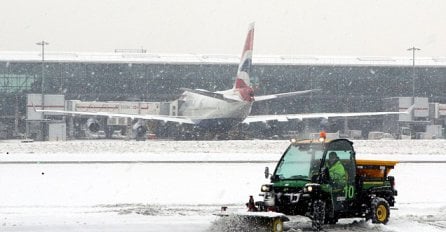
[[0, 60, 446, 137]]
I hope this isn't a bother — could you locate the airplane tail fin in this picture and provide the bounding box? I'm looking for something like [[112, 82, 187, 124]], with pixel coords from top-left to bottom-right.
[[234, 22, 255, 101]]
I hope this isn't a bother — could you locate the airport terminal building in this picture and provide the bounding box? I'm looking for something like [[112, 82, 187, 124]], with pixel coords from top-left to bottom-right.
[[1, 51, 446, 139]]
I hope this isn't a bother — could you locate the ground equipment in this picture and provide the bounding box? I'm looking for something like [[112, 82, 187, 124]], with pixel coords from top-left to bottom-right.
[[250, 135, 398, 231]]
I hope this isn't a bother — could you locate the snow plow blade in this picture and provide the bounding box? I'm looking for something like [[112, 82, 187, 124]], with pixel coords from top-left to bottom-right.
[[213, 211, 289, 232]]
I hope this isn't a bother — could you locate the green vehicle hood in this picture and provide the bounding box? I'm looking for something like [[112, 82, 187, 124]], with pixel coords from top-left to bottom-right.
[[272, 179, 309, 189]]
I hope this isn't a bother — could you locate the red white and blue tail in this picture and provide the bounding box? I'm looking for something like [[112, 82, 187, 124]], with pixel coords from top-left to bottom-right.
[[234, 22, 255, 102]]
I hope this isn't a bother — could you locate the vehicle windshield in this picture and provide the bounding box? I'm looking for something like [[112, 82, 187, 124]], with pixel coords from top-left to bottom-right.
[[274, 143, 324, 180]]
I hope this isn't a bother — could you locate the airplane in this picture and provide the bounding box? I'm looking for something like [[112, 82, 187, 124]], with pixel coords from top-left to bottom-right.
[[35, 23, 412, 139]]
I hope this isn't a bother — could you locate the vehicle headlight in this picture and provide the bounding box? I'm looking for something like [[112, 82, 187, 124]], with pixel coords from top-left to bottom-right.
[[304, 183, 320, 193], [261, 184, 272, 192], [307, 186, 313, 192]]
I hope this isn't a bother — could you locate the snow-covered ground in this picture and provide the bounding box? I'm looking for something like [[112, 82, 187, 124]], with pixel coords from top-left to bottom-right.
[[1, 139, 446, 231]]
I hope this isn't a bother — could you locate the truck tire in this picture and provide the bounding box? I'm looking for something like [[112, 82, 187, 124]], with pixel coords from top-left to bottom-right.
[[370, 197, 390, 224], [311, 200, 325, 231], [323, 200, 337, 225]]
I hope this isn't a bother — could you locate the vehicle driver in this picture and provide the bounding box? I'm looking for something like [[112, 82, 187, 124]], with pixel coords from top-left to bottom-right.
[[327, 151, 347, 190]]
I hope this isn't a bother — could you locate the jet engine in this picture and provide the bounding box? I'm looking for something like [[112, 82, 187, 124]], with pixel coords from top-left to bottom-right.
[[132, 120, 148, 140], [86, 118, 101, 133]]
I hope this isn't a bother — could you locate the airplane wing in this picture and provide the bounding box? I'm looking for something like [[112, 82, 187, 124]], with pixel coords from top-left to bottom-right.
[[242, 105, 414, 124], [254, 89, 321, 102], [34, 108, 196, 124]]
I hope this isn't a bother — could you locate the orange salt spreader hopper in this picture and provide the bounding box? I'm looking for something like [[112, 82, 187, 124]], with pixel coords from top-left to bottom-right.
[[356, 159, 398, 179]]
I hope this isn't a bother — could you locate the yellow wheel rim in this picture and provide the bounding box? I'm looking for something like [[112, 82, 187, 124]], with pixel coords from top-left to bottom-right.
[[376, 205, 388, 222], [272, 218, 283, 232]]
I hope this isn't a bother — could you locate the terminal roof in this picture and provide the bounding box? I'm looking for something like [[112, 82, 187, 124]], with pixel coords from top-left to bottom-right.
[[0, 51, 445, 67]]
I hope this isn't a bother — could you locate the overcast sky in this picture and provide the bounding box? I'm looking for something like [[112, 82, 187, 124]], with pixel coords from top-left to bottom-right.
[[0, 0, 445, 57]]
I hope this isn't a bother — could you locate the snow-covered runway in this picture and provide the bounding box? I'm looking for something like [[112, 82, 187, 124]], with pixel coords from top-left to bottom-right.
[[1, 139, 446, 231]]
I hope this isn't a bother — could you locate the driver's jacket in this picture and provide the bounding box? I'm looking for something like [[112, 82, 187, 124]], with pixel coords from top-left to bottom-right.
[[328, 160, 347, 189]]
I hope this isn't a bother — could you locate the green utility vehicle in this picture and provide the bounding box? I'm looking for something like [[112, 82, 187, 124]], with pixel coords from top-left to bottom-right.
[[250, 137, 398, 231]]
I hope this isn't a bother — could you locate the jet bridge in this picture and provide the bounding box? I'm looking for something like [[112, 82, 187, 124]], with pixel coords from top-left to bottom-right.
[[26, 94, 65, 141]]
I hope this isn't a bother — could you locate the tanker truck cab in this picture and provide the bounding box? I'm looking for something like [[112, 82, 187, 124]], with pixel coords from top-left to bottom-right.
[[259, 137, 397, 231]]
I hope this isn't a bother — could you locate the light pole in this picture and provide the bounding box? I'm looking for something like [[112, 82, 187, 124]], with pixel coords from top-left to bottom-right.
[[407, 46, 420, 101], [36, 41, 49, 95], [36, 41, 49, 141], [36, 40, 49, 117]]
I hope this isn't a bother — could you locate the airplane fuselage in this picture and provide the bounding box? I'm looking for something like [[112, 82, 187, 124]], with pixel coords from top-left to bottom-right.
[[178, 90, 252, 131]]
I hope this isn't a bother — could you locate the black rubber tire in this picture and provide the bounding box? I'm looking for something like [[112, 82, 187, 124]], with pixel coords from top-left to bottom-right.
[[371, 197, 390, 224], [311, 200, 326, 231], [323, 201, 337, 225]]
